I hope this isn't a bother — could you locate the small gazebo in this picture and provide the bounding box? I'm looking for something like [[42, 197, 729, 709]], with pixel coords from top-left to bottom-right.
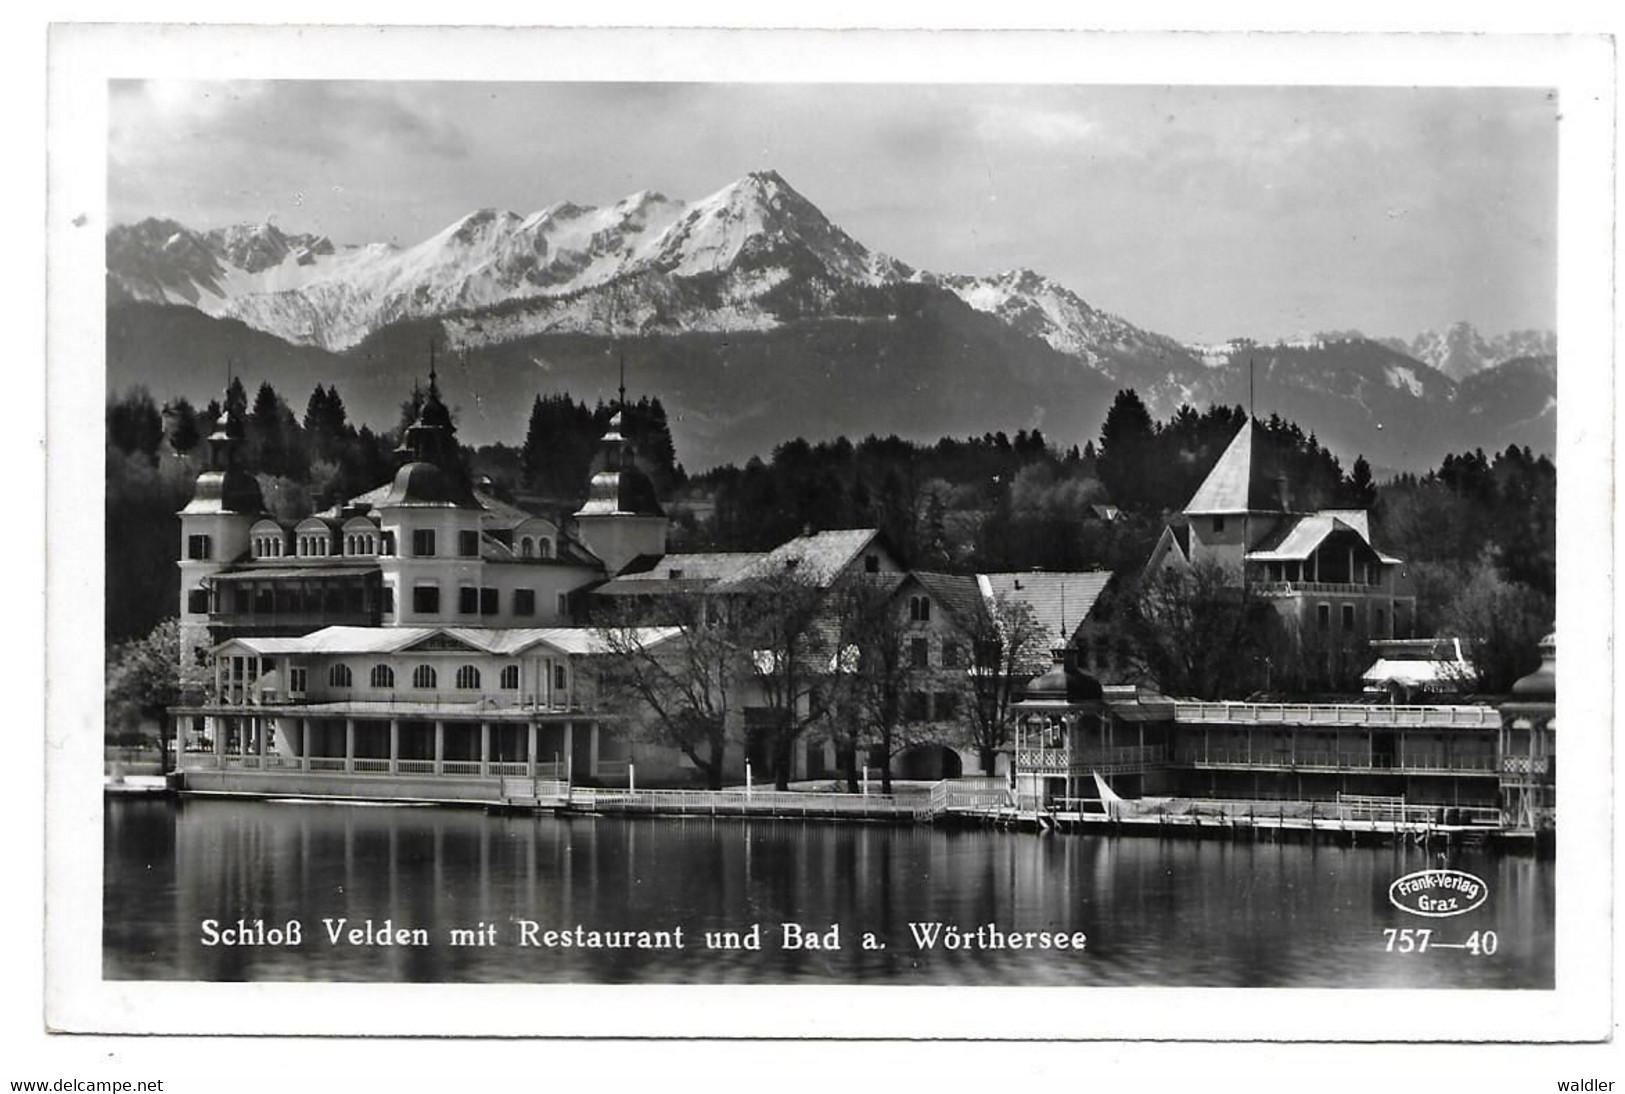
[[1010, 647, 1105, 810], [1498, 632, 1556, 832]]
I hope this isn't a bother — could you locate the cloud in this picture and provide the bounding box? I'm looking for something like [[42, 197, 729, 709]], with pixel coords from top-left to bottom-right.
[[973, 102, 1102, 147]]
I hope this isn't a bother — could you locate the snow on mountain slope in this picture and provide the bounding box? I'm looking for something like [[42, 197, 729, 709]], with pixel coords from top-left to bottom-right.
[[108, 171, 914, 352]]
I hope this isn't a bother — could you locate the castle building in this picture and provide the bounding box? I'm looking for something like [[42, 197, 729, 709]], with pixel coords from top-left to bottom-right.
[[171, 373, 680, 795]]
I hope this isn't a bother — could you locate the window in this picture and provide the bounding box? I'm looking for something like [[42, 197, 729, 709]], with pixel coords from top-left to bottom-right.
[[186, 534, 212, 561], [865, 555, 880, 573], [1376, 607, 1386, 635], [554, 665, 567, 692], [382, 586, 395, 614], [380, 531, 396, 556], [904, 691, 930, 721], [455, 665, 481, 690], [910, 638, 929, 670], [1341, 603, 1356, 630], [909, 596, 931, 622], [370, 664, 395, 689], [459, 530, 480, 557], [187, 588, 210, 614], [412, 664, 437, 689], [413, 585, 440, 614], [520, 537, 534, 558], [1214, 516, 1226, 533], [289, 668, 307, 695], [942, 641, 961, 669], [537, 538, 553, 559], [934, 692, 960, 722], [500, 665, 519, 690], [329, 664, 352, 688], [514, 588, 536, 616], [1317, 603, 1331, 632], [459, 586, 479, 615], [557, 593, 569, 616], [412, 529, 436, 557], [480, 588, 498, 616]]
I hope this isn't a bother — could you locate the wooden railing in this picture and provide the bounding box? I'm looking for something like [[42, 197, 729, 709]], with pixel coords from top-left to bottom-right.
[[1182, 747, 1498, 774], [575, 787, 938, 820], [1173, 701, 1497, 728], [1014, 745, 1168, 773]]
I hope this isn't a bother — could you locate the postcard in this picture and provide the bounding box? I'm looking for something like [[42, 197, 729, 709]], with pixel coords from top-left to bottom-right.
[[45, 24, 1614, 1041]]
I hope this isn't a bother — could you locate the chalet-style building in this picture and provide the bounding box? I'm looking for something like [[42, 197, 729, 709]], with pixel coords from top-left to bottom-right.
[[1146, 418, 1418, 687]]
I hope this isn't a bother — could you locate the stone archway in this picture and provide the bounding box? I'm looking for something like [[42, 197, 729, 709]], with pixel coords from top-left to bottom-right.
[[894, 743, 964, 781]]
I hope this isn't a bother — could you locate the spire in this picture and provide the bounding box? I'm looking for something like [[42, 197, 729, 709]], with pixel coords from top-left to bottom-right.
[[183, 377, 265, 515]]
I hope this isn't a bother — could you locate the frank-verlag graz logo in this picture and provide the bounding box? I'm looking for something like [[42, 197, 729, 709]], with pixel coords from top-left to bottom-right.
[[1388, 869, 1490, 918]]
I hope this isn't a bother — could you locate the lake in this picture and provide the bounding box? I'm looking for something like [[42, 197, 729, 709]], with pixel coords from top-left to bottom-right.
[[103, 796, 1554, 987]]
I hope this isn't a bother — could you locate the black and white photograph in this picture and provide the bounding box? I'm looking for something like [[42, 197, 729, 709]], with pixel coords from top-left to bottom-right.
[[41, 23, 1613, 1050]]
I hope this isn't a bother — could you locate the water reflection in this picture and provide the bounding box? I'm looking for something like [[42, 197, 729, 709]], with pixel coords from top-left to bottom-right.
[[104, 797, 1554, 987]]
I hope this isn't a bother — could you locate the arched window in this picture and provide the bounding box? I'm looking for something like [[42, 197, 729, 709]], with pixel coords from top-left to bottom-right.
[[412, 664, 437, 689], [537, 538, 553, 559], [500, 665, 519, 690], [520, 537, 534, 558], [365, 534, 375, 555], [370, 664, 395, 689], [455, 665, 481, 690], [329, 664, 353, 689], [910, 596, 931, 622]]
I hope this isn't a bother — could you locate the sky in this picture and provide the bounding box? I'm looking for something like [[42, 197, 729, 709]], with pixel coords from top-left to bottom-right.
[[108, 80, 1558, 344]]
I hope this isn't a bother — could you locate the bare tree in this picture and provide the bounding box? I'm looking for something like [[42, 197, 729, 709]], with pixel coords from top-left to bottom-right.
[[959, 593, 1046, 776], [735, 568, 834, 790], [1116, 559, 1269, 699], [596, 593, 744, 789], [825, 576, 939, 794]]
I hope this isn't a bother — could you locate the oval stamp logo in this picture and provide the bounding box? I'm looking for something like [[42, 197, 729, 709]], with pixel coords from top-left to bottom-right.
[[1388, 869, 1489, 918]]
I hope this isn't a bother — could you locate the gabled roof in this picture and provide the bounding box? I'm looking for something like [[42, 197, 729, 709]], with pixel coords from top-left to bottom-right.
[[714, 528, 885, 591], [594, 551, 768, 597], [977, 571, 1113, 650], [906, 571, 991, 632], [1246, 512, 1398, 564]]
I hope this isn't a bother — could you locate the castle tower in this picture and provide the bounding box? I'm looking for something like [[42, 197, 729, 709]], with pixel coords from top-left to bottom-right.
[[573, 408, 668, 576], [177, 393, 266, 671], [374, 367, 487, 624]]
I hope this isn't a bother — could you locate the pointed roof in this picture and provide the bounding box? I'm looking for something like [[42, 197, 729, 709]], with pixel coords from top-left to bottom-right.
[[1185, 419, 1267, 515], [575, 410, 665, 519]]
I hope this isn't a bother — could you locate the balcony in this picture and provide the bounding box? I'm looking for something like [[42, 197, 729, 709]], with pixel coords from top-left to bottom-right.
[[1181, 746, 1499, 776], [1173, 701, 1498, 728], [1014, 745, 1168, 774]]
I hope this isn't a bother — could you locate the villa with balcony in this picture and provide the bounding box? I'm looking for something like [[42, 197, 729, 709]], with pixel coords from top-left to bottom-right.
[[1146, 418, 1417, 688]]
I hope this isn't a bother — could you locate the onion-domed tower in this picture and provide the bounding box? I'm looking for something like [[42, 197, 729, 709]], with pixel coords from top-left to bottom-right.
[[573, 407, 668, 575], [375, 368, 485, 624], [177, 392, 267, 670]]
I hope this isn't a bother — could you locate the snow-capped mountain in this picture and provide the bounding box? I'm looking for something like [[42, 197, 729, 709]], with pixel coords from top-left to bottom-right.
[[108, 171, 917, 352], [923, 267, 1192, 370], [1376, 322, 1556, 382], [105, 170, 1556, 471]]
